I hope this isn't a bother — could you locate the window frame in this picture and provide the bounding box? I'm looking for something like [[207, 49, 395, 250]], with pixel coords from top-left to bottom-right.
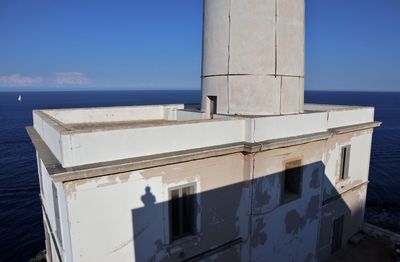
[[330, 214, 345, 253], [168, 183, 198, 243], [51, 182, 63, 248], [339, 145, 351, 181], [36, 155, 44, 198]]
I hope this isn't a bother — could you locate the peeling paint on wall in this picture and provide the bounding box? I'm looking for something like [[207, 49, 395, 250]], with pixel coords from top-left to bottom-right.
[[309, 168, 320, 189], [251, 218, 267, 248], [285, 210, 305, 235], [60, 130, 373, 262]]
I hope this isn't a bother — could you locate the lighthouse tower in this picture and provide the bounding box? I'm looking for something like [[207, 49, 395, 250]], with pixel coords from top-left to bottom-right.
[[201, 0, 304, 115]]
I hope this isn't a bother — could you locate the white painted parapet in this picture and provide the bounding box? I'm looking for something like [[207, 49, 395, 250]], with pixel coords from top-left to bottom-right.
[[33, 105, 247, 167], [32, 104, 375, 168], [252, 112, 327, 142], [60, 119, 246, 168], [304, 104, 375, 128], [201, 0, 305, 115], [33, 111, 65, 164], [43, 104, 184, 124]]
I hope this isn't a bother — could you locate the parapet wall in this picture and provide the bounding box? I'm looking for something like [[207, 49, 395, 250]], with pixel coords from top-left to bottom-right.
[[42, 104, 184, 124], [32, 104, 375, 168]]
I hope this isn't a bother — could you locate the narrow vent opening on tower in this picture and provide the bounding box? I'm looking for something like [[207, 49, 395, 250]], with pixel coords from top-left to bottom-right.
[[207, 96, 218, 116]]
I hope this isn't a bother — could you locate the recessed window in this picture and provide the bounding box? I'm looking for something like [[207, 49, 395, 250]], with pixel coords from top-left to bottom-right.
[[281, 160, 303, 204], [52, 183, 62, 247], [169, 184, 196, 241], [339, 145, 351, 180], [37, 159, 44, 198], [207, 96, 217, 115], [331, 215, 344, 253]]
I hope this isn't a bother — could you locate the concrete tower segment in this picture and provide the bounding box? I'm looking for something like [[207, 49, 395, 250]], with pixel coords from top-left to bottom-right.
[[201, 0, 305, 115]]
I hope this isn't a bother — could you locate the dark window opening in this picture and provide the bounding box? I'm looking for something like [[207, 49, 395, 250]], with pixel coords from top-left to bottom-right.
[[169, 184, 196, 241], [331, 215, 344, 253], [52, 183, 62, 247], [37, 159, 44, 197], [207, 96, 217, 115], [340, 145, 351, 180], [282, 160, 303, 204]]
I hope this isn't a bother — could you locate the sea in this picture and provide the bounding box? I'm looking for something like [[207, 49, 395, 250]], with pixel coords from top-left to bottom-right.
[[0, 90, 398, 261]]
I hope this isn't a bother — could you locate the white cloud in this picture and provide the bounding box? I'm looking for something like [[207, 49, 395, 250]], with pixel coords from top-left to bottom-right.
[[0, 74, 43, 86], [54, 72, 92, 86]]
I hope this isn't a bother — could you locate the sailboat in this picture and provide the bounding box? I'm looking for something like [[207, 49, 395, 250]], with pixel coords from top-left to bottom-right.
[[18, 95, 22, 102]]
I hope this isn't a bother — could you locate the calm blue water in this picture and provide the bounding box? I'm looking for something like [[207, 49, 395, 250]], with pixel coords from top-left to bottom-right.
[[0, 90, 398, 261]]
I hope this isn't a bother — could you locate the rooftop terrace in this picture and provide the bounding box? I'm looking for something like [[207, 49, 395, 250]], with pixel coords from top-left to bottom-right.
[[30, 103, 378, 169]]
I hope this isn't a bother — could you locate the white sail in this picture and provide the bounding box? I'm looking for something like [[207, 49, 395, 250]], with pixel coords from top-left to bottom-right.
[[18, 95, 22, 102]]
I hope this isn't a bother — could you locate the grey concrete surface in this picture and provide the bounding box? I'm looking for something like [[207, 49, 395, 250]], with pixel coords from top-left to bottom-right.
[[201, 0, 305, 115], [326, 235, 395, 262]]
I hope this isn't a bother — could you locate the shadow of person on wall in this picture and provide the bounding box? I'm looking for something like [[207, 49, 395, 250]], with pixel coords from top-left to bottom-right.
[[141, 186, 156, 207], [134, 186, 158, 240], [132, 185, 168, 262]]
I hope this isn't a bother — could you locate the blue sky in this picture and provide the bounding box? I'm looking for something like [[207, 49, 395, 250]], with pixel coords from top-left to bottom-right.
[[0, 0, 399, 91]]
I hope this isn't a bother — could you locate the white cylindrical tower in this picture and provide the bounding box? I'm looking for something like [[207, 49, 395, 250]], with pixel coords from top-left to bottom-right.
[[201, 0, 304, 115]]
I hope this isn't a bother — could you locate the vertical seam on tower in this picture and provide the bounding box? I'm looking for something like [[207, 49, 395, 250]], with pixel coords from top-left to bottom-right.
[[274, 0, 278, 77], [200, 0, 206, 78], [252, 119, 256, 143], [200, 0, 206, 112], [279, 76, 283, 114], [298, 76, 301, 111], [201, 1, 206, 79], [227, 0, 232, 114]]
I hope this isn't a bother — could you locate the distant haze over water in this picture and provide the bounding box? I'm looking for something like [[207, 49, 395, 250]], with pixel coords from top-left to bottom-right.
[[0, 90, 398, 261]]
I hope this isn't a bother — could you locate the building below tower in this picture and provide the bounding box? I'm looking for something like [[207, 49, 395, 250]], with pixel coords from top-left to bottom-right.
[[27, 103, 380, 261]]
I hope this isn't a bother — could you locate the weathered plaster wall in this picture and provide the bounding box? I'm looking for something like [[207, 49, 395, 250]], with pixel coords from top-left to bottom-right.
[[64, 153, 249, 262], [62, 140, 336, 261], [250, 141, 325, 261], [318, 184, 368, 260], [38, 157, 70, 261], [323, 129, 373, 200], [201, 0, 304, 115], [318, 130, 373, 259], [39, 159, 59, 244], [57, 129, 374, 261]]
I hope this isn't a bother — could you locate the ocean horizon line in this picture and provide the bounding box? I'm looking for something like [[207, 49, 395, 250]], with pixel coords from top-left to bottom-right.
[[0, 89, 399, 93]]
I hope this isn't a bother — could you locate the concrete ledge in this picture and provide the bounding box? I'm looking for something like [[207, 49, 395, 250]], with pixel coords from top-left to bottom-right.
[[322, 181, 369, 206]]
